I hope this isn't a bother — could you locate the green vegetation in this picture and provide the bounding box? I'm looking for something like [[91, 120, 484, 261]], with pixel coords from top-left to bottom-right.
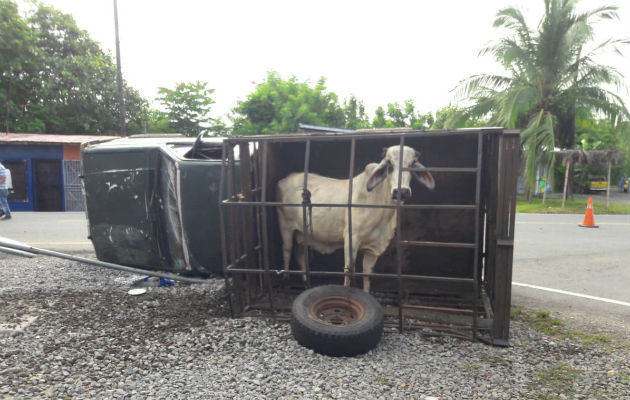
[[480, 354, 512, 368], [463, 362, 481, 371], [510, 307, 615, 347], [533, 363, 581, 399], [0, 0, 147, 134], [453, 0, 629, 195], [157, 82, 225, 136], [374, 376, 391, 386], [230, 72, 346, 135], [516, 196, 629, 214]]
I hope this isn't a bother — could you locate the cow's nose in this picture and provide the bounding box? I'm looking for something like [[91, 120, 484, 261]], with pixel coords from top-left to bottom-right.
[[392, 188, 411, 201]]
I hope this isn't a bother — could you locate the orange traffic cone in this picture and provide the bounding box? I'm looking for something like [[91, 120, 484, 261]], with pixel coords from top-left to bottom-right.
[[579, 197, 599, 228]]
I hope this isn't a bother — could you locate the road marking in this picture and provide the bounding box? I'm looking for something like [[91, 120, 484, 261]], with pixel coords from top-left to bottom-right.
[[516, 221, 630, 226], [513, 281, 630, 307]]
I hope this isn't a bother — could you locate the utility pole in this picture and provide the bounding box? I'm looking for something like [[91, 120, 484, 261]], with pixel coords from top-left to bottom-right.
[[114, 0, 126, 136]]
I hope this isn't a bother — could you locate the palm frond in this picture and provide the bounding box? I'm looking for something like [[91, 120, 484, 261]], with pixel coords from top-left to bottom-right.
[[573, 86, 630, 119], [497, 85, 540, 128], [451, 74, 512, 100], [521, 110, 556, 192]]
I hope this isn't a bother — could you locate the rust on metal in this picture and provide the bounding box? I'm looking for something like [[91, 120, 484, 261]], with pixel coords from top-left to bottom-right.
[[309, 296, 365, 326]]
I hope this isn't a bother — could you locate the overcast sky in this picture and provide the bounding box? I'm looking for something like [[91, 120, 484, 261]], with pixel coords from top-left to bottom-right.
[[30, 0, 630, 121]]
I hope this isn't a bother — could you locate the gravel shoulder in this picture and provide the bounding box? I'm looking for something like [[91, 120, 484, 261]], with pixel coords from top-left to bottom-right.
[[1, 253, 629, 400]]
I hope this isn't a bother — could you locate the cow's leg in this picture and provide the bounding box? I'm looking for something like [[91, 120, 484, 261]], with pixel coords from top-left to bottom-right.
[[343, 235, 360, 287], [278, 216, 294, 279], [362, 252, 378, 293], [296, 244, 308, 285]]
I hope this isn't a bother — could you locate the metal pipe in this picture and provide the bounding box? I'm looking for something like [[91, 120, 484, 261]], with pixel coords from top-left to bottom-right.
[[0, 245, 36, 258], [221, 200, 476, 210], [395, 136, 405, 332], [302, 139, 312, 286], [223, 129, 493, 144], [0, 237, 210, 284], [401, 304, 474, 314], [472, 132, 484, 341], [400, 240, 476, 249], [223, 267, 476, 283], [260, 141, 275, 315], [218, 143, 234, 317], [403, 167, 478, 173], [346, 138, 356, 286]]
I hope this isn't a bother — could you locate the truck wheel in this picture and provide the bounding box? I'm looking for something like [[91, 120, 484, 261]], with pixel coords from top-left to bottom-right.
[[290, 285, 384, 357]]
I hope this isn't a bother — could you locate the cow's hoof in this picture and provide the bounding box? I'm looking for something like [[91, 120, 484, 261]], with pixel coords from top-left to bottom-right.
[[290, 285, 383, 357]]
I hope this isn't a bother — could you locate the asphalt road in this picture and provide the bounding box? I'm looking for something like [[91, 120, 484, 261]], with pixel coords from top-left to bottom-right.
[[512, 213, 630, 334], [1, 211, 629, 333]]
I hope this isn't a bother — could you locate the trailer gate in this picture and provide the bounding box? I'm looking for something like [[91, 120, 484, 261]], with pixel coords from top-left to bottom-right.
[[219, 129, 519, 345]]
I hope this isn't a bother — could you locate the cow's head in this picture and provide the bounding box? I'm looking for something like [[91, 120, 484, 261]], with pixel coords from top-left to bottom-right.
[[366, 145, 435, 201]]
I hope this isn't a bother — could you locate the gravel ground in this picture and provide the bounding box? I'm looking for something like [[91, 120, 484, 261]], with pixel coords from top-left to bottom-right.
[[1, 253, 628, 400]]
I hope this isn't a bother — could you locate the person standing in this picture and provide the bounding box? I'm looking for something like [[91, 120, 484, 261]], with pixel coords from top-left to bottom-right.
[[0, 161, 12, 220]]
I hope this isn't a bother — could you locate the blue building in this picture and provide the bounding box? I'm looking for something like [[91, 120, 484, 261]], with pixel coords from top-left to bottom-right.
[[0, 133, 118, 211]]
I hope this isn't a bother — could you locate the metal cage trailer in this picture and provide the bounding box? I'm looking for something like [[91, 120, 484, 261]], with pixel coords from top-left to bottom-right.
[[219, 128, 519, 350]]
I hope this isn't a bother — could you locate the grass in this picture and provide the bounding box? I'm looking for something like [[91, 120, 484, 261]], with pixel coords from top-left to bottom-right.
[[510, 307, 614, 348], [463, 362, 481, 371], [480, 354, 512, 368], [533, 363, 581, 400], [374, 376, 391, 386], [516, 196, 629, 214]]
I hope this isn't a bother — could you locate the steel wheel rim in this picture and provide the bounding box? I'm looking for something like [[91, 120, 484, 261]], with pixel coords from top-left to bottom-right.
[[309, 296, 365, 326]]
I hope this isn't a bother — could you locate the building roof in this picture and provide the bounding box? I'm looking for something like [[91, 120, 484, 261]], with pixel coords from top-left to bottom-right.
[[0, 133, 120, 145]]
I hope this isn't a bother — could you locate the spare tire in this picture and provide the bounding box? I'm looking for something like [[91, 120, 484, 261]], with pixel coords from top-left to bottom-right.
[[290, 285, 384, 357]]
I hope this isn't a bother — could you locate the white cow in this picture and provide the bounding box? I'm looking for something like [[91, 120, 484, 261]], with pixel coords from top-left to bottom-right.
[[276, 145, 435, 292]]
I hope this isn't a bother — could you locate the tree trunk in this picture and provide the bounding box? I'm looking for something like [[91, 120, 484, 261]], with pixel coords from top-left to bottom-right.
[[562, 160, 571, 208], [606, 161, 611, 209], [557, 108, 577, 199], [542, 171, 549, 205]]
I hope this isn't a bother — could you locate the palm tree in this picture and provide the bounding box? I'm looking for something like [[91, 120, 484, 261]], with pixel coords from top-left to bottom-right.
[[452, 0, 628, 195]]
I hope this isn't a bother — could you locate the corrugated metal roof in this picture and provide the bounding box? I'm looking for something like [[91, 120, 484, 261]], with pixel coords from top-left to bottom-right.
[[0, 133, 120, 145]]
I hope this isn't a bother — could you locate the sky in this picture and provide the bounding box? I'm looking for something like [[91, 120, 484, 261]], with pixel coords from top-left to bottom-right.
[[23, 0, 630, 122]]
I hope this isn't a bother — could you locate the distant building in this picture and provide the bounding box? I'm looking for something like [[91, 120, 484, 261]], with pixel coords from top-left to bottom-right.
[[0, 133, 118, 211]]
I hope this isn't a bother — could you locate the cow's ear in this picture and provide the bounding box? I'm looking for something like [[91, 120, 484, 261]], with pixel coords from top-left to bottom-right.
[[366, 161, 389, 192], [412, 162, 435, 190]]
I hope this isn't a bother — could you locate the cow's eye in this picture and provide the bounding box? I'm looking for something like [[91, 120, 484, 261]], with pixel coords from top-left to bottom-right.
[[386, 160, 393, 172]]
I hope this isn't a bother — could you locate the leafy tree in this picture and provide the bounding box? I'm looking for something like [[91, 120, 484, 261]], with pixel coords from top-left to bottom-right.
[[372, 100, 433, 129], [453, 0, 629, 193], [157, 81, 219, 136], [576, 117, 622, 150], [143, 109, 175, 133], [231, 72, 345, 135], [0, 0, 38, 132], [431, 105, 489, 129], [1, 1, 146, 134], [372, 106, 392, 128], [342, 95, 370, 130]]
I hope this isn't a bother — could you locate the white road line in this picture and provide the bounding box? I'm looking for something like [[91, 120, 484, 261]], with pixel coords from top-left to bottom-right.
[[513, 282, 630, 307], [516, 221, 630, 226]]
